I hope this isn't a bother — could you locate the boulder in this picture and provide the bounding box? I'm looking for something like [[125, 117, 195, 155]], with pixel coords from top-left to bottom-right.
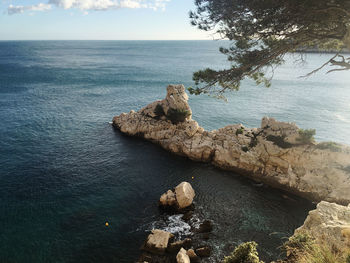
[[143, 229, 174, 255], [167, 238, 192, 253], [197, 220, 213, 233], [160, 190, 177, 207], [176, 248, 190, 263], [195, 246, 211, 257], [294, 201, 350, 252], [187, 249, 200, 262], [175, 182, 195, 209]]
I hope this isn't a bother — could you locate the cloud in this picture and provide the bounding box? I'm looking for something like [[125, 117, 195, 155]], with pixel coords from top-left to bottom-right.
[[7, 0, 170, 15], [8, 3, 52, 15]]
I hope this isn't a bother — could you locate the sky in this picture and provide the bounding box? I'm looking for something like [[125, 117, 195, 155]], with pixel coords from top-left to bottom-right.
[[0, 0, 212, 40]]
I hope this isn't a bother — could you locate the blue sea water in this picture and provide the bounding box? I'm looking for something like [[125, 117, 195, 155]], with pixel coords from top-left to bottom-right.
[[0, 41, 349, 263]]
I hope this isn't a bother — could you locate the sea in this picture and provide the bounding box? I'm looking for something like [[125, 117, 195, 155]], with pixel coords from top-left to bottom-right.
[[0, 40, 349, 263]]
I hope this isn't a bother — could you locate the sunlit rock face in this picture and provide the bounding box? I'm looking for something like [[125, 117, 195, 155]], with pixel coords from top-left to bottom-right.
[[294, 201, 350, 252], [113, 85, 350, 205]]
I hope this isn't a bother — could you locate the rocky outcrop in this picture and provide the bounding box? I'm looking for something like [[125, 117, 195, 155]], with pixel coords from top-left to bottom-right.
[[159, 182, 195, 210], [294, 201, 350, 252], [143, 229, 174, 255], [113, 84, 350, 205]]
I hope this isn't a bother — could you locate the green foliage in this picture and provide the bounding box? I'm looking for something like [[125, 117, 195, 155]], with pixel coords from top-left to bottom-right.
[[241, 146, 249, 152], [346, 254, 350, 263], [282, 232, 350, 263], [316, 141, 342, 152], [166, 108, 191, 124], [154, 104, 165, 117], [236, 127, 244, 135], [222, 241, 264, 263], [283, 233, 315, 259], [297, 129, 316, 144], [190, 0, 350, 97], [266, 135, 293, 149]]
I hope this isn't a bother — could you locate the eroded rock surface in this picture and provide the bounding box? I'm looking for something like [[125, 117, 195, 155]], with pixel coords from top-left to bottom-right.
[[294, 201, 350, 252], [113, 84, 350, 205]]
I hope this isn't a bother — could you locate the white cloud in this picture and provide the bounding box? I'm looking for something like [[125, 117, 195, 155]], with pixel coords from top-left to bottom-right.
[[8, 3, 52, 15], [7, 0, 170, 15]]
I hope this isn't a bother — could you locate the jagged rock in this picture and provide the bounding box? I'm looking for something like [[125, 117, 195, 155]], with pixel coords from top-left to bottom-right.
[[167, 238, 192, 253], [175, 182, 195, 209], [187, 249, 200, 262], [195, 246, 211, 257], [159, 182, 195, 210], [294, 201, 350, 252], [160, 190, 177, 207], [176, 248, 190, 263], [143, 229, 174, 255], [113, 85, 350, 205]]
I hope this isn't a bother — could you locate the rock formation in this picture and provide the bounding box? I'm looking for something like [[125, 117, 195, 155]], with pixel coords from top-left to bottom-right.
[[143, 229, 174, 255], [294, 201, 350, 252], [113, 84, 350, 205], [176, 248, 190, 263], [159, 182, 195, 210]]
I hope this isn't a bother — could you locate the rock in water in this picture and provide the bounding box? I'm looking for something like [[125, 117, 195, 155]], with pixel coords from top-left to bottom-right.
[[160, 190, 177, 207], [175, 182, 195, 209], [294, 201, 350, 252], [195, 246, 211, 257], [113, 85, 350, 205], [159, 182, 195, 210], [176, 248, 190, 263], [143, 229, 174, 255], [187, 249, 200, 262]]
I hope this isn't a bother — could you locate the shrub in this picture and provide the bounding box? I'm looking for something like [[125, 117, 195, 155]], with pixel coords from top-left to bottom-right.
[[222, 241, 264, 263], [266, 135, 293, 149], [236, 127, 244, 135], [282, 232, 315, 260], [166, 108, 191, 124], [346, 254, 350, 263], [316, 141, 342, 152], [154, 104, 165, 117], [282, 232, 350, 263], [297, 129, 316, 144]]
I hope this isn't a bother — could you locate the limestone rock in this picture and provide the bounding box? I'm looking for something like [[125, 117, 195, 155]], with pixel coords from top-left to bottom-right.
[[294, 201, 350, 251], [160, 190, 176, 207], [175, 182, 195, 209], [143, 229, 174, 255], [176, 248, 190, 263], [113, 85, 350, 205]]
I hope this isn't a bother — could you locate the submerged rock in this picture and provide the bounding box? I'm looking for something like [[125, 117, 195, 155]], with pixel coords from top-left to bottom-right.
[[195, 246, 211, 257], [113, 85, 350, 205], [294, 201, 350, 252]]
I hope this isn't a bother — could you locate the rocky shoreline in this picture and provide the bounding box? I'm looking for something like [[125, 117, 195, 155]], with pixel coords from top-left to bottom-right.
[[113, 84, 350, 205], [138, 182, 350, 263]]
